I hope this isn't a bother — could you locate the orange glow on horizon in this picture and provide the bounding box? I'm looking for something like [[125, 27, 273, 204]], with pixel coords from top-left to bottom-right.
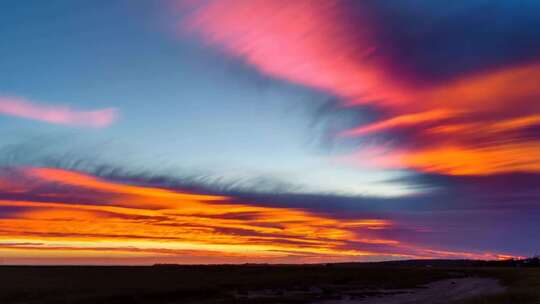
[[0, 167, 513, 264], [0, 167, 401, 263]]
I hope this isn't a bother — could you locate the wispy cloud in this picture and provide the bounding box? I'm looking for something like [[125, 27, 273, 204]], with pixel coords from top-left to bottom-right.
[[0, 166, 515, 264], [181, 0, 404, 104], [179, 0, 540, 176], [0, 96, 117, 128]]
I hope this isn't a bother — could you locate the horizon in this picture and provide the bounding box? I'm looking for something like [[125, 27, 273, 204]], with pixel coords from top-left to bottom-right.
[[0, 257, 531, 267], [1, 0, 540, 265]]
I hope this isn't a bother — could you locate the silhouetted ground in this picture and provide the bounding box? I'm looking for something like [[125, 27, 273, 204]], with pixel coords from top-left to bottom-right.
[[0, 260, 538, 303]]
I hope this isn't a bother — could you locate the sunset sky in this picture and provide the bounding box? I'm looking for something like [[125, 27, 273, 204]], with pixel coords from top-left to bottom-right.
[[1, 0, 539, 264]]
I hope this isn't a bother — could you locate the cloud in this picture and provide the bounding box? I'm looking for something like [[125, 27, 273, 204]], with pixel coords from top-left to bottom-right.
[[181, 0, 408, 105], [0, 139, 534, 261], [0, 166, 401, 263], [179, 0, 540, 176], [0, 96, 117, 128], [340, 110, 458, 137], [0, 165, 521, 264], [3, 161, 535, 264]]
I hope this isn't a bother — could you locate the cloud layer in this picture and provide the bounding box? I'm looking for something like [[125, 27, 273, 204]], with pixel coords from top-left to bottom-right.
[[0, 166, 516, 264], [181, 0, 540, 175]]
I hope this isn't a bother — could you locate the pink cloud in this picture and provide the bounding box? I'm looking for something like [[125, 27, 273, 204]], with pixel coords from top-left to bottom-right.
[[180, 1, 540, 175], [181, 0, 409, 105], [0, 96, 117, 128]]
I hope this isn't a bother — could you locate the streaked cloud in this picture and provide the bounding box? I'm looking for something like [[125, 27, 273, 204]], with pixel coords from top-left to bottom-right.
[[0, 96, 117, 128], [340, 110, 458, 137], [180, 0, 540, 176], [0, 166, 514, 264], [181, 0, 408, 105]]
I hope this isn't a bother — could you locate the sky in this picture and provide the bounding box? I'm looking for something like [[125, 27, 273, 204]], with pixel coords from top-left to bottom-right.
[[0, 0, 539, 264]]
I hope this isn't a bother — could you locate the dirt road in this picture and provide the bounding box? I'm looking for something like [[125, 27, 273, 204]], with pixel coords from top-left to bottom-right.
[[313, 277, 505, 304]]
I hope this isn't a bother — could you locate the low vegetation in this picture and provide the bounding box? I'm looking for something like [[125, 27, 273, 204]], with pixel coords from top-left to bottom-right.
[[0, 259, 538, 303]]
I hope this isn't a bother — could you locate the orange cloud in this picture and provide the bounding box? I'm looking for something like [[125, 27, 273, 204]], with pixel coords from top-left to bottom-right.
[[339, 63, 540, 175], [378, 64, 540, 175], [340, 110, 458, 137], [417, 63, 540, 113], [0, 168, 402, 263], [0, 96, 117, 127], [0, 167, 512, 263], [387, 143, 540, 175], [24, 167, 224, 208]]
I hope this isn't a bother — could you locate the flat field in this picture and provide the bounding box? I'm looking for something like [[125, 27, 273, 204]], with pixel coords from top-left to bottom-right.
[[0, 262, 538, 303]]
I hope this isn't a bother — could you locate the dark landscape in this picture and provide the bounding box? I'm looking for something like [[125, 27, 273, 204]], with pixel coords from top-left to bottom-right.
[[1, 259, 539, 304]]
